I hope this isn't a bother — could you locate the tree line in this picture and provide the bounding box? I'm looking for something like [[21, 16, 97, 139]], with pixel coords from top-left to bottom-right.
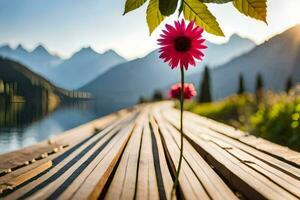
[[198, 66, 295, 103], [141, 66, 296, 103]]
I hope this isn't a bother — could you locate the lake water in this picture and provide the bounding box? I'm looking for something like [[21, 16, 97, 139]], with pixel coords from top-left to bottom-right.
[[0, 102, 114, 154]]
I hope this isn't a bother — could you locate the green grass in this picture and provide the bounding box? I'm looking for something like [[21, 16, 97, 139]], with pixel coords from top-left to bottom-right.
[[177, 93, 300, 152], [250, 94, 300, 150]]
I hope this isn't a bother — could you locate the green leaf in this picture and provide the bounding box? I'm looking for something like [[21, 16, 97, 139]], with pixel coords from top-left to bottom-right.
[[124, 0, 148, 15], [183, 0, 224, 36], [233, 0, 267, 23], [147, 0, 165, 34], [159, 0, 179, 16], [199, 0, 233, 3]]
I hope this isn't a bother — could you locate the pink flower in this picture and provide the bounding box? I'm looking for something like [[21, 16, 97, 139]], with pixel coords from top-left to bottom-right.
[[169, 83, 197, 100], [158, 19, 206, 70]]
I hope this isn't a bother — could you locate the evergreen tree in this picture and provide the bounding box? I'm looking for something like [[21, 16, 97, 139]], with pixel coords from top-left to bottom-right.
[[138, 96, 145, 104], [285, 76, 293, 93], [199, 66, 212, 103], [255, 73, 264, 101], [152, 90, 163, 101], [237, 74, 245, 95]]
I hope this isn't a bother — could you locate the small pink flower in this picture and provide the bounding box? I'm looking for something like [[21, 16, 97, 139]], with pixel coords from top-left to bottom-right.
[[157, 19, 206, 70], [169, 83, 197, 100]]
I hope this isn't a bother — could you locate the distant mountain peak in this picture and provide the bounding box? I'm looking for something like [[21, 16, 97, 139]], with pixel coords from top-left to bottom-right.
[[15, 44, 27, 52], [102, 49, 126, 60], [228, 34, 254, 44], [32, 44, 48, 54], [81, 46, 94, 52], [82, 46, 92, 50], [49, 47, 126, 89], [103, 49, 115, 55], [76, 46, 99, 55], [229, 33, 243, 40], [0, 44, 12, 50]]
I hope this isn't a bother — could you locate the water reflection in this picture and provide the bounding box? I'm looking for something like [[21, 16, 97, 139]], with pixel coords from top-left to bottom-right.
[[0, 101, 99, 154]]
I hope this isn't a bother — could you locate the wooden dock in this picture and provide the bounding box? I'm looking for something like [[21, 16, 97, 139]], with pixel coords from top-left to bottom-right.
[[0, 102, 300, 200]]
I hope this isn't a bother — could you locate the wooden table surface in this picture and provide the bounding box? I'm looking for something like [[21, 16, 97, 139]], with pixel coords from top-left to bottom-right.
[[0, 102, 299, 200]]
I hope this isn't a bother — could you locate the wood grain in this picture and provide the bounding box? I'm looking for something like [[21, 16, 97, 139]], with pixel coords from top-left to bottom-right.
[[1, 102, 300, 200]]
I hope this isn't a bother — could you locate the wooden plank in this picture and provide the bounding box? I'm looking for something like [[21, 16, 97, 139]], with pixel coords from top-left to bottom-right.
[[0, 143, 63, 177], [228, 147, 300, 198], [2, 102, 299, 200], [61, 121, 136, 200], [4, 112, 137, 200], [149, 116, 175, 200], [0, 149, 70, 197], [185, 121, 300, 178], [26, 113, 137, 200], [135, 120, 159, 200], [0, 106, 132, 173], [167, 106, 300, 166], [161, 109, 299, 200], [104, 110, 148, 200], [163, 122, 238, 200], [175, 107, 246, 139], [189, 131, 300, 198], [163, 108, 300, 178], [196, 131, 300, 184], [0, 160, 52, 194], [239, 135, 300, 164], [208, 142, 298, 200], [153, 109, 210, 200]]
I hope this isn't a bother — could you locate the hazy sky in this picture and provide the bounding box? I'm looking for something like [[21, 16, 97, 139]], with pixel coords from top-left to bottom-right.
[[0, 0, 299, 60]]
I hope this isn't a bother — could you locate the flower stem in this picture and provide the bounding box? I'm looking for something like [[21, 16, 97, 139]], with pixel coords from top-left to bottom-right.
[[171, 67, 185, 199]]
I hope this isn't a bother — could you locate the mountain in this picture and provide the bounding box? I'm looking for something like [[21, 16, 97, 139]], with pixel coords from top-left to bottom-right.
[[0, 45, 126, 90], [205, 34, 255, 66], [0, 34, 252, 91], [30, 45, 62, 69], [0, 45, 27, 60], [0, 44, 62, 76], [185, 25, 300, 100], [186, 34, 255, 74], [80, 50, 180, 112], [81, 26, 300, 113], [0, 44, 12, 53], [48, 47, 126, 89], [292, 45, 300, 80], [0, 57, 91, 129], [80, 34, 255, 112], [0, 57, 86, 104]]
